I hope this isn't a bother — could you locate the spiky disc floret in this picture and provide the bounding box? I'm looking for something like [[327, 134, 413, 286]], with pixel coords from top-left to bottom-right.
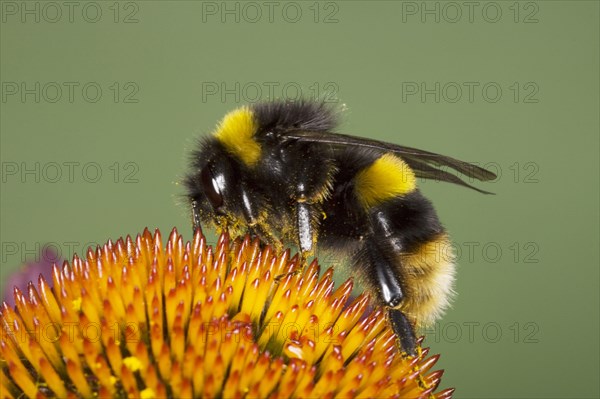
[[0, 228, 453, 399]]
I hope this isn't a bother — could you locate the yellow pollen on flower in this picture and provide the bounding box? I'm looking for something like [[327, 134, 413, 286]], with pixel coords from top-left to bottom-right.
[[140, 388, 156, 399], [123, 356, 142, 372], [0, 227, 454, 399], [71, 297, 82, 311]]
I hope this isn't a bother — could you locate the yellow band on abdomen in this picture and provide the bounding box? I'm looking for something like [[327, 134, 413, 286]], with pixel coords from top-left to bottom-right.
[[355, 153, 416, 208]]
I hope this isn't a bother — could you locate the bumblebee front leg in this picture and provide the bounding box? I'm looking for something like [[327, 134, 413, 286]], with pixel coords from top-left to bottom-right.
[[239, 186, 282, 249], [191, 200, 202, 233]]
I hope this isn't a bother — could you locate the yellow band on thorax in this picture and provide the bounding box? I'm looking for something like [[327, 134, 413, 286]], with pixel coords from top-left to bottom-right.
[[214, 106, 261, 166]]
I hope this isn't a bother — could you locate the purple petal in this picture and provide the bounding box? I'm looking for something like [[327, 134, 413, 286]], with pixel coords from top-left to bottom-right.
[[2, 247, 59, 307]]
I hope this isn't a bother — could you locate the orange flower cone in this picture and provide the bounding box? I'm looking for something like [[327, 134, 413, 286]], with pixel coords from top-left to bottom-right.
[[1, 228, 454, 398]]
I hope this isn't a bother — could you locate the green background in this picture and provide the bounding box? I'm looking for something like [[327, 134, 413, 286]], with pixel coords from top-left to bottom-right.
[[1, 1, 598, 398]]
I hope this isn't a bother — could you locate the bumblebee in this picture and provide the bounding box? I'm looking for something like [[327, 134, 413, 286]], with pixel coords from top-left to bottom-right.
[[185, 99, 495, 356]]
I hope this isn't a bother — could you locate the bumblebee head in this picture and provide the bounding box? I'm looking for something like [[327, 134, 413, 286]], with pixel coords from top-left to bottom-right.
[[185, 106, 265, 232], [184, 137, 240, 231]]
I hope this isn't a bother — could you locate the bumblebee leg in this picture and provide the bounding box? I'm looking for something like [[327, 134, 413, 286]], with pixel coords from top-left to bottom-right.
[[269, 200, 314, 283], [268, 197, 317, 283], [388, 309, 417, 357], [360, 205, 422, 355], [248, 222, 282, 251], [237, 186, 282, 249], [296, 200, 314, 256], [191, 200, 202, 233], [281, 143, 333, 258], [273, 268, 302, 283], [366, 240, 403, 307], [364, 239, 417, 356]]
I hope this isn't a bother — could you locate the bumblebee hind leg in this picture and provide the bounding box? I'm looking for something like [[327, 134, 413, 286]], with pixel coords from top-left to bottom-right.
[[388, 308, 418, 357], [362, 238, 417, 357]]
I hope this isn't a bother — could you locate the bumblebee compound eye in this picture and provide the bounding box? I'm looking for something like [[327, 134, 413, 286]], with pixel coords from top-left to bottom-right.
[[200, 165, 224, 209]]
